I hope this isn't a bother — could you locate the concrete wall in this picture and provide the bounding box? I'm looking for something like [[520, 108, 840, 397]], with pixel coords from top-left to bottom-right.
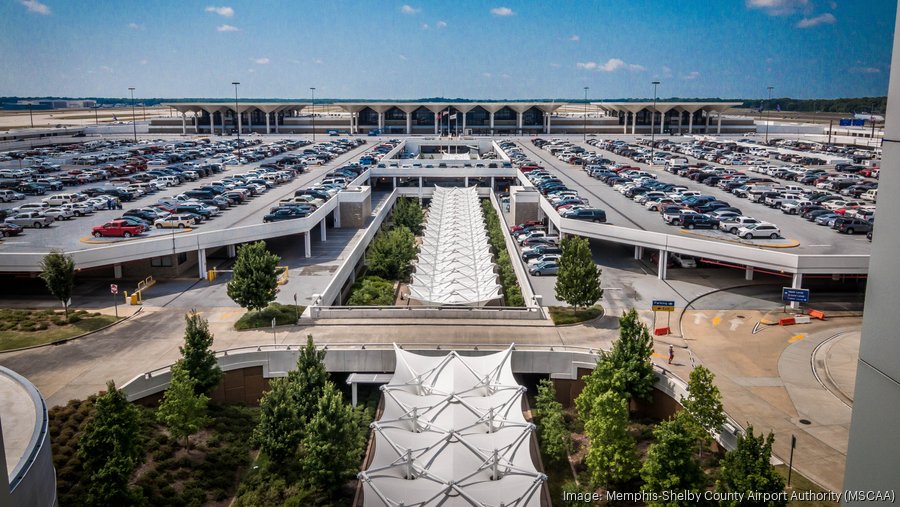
[[339, 199, 371, 228]]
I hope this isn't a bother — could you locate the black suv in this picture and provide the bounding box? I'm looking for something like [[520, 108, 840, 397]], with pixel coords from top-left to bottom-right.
[[680, 214, 718, 230]]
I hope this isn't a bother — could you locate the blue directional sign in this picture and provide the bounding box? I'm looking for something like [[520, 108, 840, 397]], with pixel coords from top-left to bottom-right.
[[651, 300, 676, 312], [782, 288, 810, 303]]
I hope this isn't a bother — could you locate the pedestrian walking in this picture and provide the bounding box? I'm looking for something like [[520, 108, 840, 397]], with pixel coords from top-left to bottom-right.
[[668, 344, 675, 365]]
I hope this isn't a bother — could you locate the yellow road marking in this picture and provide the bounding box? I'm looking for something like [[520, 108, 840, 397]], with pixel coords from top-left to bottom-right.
[[789, 334, 806, 343], [712, 316, 722, 326], [651, 352, 665, 359]]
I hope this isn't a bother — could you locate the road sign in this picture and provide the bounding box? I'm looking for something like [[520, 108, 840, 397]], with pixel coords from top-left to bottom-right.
[[110, 284, 118, 295], [651, 300, 675, 312], [782, 288, 810, 303]]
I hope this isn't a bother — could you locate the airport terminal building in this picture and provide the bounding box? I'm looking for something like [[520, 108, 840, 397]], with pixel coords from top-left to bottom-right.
[[152, 101, 752, 136]]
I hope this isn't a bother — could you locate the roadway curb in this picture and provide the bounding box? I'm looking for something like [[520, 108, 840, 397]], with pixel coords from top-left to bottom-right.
[[677, 229, 801, 249], [0, 306, 143, 355]]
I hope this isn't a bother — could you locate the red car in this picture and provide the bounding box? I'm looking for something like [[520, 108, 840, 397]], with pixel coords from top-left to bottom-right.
[[92, 220, 144, 238], [0, 222, 23, 237], [510, 220, 543, 233]]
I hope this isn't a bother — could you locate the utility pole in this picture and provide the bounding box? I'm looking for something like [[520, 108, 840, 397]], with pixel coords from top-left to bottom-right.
[[310, 87, 316, 141], [232, 81, 241, 159], [583, 86, 589, 142], [27, 101, 34, 128], [650, 81, 660, 165], [128, 87, 137, 142], [765, 86, 774, 144]]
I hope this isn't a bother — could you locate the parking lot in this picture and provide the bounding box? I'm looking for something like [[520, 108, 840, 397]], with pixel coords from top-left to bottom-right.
[[512, 136, 872, 256], [0, 135, 373, 254]]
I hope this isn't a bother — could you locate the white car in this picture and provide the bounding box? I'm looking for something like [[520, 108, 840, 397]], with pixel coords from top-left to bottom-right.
[[154, 213, 196, 229], [737, 223, 781, 240], [670, 253, 697, 268], [527, 253, 560, 266], [42, 207, 75, 221], [719, 216, 761, 234], [60, 202, 95, 217]]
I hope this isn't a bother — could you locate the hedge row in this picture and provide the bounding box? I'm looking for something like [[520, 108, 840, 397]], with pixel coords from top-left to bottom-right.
[[481, 200, 526, 307]]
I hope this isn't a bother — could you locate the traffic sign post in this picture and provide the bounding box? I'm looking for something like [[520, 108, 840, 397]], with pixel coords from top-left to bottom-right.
[[110, 284, 119, 318], [651, 300, 675, 335], [782, 288, 810, 313]]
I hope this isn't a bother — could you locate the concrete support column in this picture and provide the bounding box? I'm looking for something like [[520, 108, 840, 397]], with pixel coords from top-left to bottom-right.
[[631, 111, 637, 134], [717, 113, 722, 134], [548, 221, 555, 235], [434, 112, 439, 134], [660, 112, 665, 134], [320, 221, 327, 241], [304, 232, 311, 258], [208, 113, 214, 135], [220, 113, 226, 135], [745, 266, 754, 280], [265, 113, 271, 134], [490, 176, 495, 190], [650, 111, 655, 135], [406, 112, 412, 134], [181, 113, 187, 135], [623, 112, 628, 134], [194, 115, 199, 134], [634, 246, 644, 260], [247, 112, 253, 132], [464, 176, 469, 187], [677, 113, 682, 135], [226, 244, 236, 258], [418, 176, 423, 203], [114, 263, 123, 279], [198, 249, 207, 279], [236, 110, 242, 134], [545, 113, 552, 134], [688, 113, 694, 134], [657, 250, 668, 280], [333, 205, 341, 228], [705, 112, 711, 133], [274, 113, 279, 134], [351, 383, 358, 407], [791, 272, 803, 309], [378, 112, 385, 131], [516, 111, 523, 135], [462, 112, 467, 134], [489, 112, 495, 135], [392, 176, 397, 189]]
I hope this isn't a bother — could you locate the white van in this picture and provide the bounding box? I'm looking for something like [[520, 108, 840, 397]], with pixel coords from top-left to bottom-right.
[[42, 193, 79, 205], [861, 189, 878, 202]]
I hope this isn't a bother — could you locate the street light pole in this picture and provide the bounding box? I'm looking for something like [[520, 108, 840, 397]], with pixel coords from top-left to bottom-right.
[[583, 86, 589, 142], [128, 87, 137, 142], [27, 101, 34, 129], [310, 87, 316, 142], [650, 81, 660, 166], [765, 85, 774, 144], [232, 81, 241, 160]]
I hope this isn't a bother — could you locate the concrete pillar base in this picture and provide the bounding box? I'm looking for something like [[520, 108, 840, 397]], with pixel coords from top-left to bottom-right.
[[657, 250, 668, 280], [745, 266, 754, 280], [198, 248, 207, 279], [304, 233, 311, 259], [634, 246, 644, 260], [114, 263, 123, 279]]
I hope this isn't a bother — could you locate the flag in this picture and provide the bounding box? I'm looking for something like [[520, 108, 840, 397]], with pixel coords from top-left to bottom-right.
[[449, 113, 457, 121]]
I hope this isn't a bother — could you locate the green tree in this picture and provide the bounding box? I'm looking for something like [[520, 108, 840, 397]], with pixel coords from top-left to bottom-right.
[[287, 335, 329, 432], [393, 197, 425, 235], [38, 250, 75, 319], [301, 382, 367, 498], [608, 309, 656, 403], [227, 241, 281, 313], [716, 426, 786, 507], [584, 390, 639, 487], [682, 365, 726, 436], [253, 376, 303, 467], [77, 380, 144, 507], [555, 236, 603, 310], [574, 353, 626, 422], [157, 361, 209, 450], [534, 379, 571, 463], [366, 226, 417, 280], [347, 276, 395, 305], [179, 310, 223, 394], [641, 411, 706, 507]]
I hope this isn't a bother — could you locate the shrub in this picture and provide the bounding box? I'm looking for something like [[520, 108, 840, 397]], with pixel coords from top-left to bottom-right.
[[67, 314, 82, 324], [346, 276, 395, 306]]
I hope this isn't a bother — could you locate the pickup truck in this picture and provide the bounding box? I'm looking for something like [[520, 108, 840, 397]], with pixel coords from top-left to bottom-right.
[[92, 220, 144, 238]]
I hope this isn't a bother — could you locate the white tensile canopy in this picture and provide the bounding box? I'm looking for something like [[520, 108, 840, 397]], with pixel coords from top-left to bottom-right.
[[359, 345, 546, 507], [407, 186, 502, 306]]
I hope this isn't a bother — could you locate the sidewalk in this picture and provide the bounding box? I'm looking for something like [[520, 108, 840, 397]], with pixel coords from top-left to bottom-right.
[[673, 309, 860, 492]]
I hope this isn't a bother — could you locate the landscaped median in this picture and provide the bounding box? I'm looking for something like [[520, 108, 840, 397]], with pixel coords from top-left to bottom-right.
[[233, 303, 306, 330], [547, 305, 604, 326], [0, 308, 121, 352], [481, 199, 526, 307]]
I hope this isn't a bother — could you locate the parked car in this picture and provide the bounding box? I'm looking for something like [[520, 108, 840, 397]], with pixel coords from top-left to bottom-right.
[[7, 211, 53, 229], [521, 245, 561, 261], [92, 220, 144, 238], [154, 214, 196, 229], [0, 221, 24, 237], [680, 214, 719, 230], [737, 223, 781, 239], [561, 207, 607, 223], [263, 207, 308, 222], [836, 218, 873, 235], [719, 216, 761, 234], [529, 260, 559, 276]]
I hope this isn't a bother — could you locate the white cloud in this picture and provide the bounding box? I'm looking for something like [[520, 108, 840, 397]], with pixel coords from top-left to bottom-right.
[[253, 57, 270, 65], [662, 65, 673, 78], [550, 63, 561, 68], [436, 20, 447, 28], [628, 63, 646, 72], [490, 6, 515, 16], [128, 22, 144, 30], [682, 71, 701, 80], [139, 59, 148, 65], [576, 61, 598, 70], [600, 58, 625, 71], [400, 4, 419, 14], [205, 6, 234, 17], [745, 0, 810, 16], [100, 65, 114, 73], [313, 58, 324, 65], [217, 24, 239, 32], [849, 67, 880, 74], [482, 72, 493, 78], [399, 54, 408, 61], [248, 68, 255, 73], [421, 23, 429, 30], [796, 12, 836, 27], [19, 0, 51, 15], [569, 34, 580, 41], [501, 73, 511, 79]]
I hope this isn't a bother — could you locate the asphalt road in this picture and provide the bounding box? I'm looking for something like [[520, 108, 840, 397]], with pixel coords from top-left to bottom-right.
[[0, 137, 372, 253], [514, 135, 871, 255]]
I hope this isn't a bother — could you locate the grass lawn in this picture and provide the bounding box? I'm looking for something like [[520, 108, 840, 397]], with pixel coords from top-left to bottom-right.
[[0, 308, 120, 351], [234, 303, 305, 330], [548, 306, 604, 326], [775, 465, 840, 507]]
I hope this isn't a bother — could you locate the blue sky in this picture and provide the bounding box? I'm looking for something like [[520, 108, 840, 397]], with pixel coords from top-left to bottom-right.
[[0, 0, 896, 100]]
